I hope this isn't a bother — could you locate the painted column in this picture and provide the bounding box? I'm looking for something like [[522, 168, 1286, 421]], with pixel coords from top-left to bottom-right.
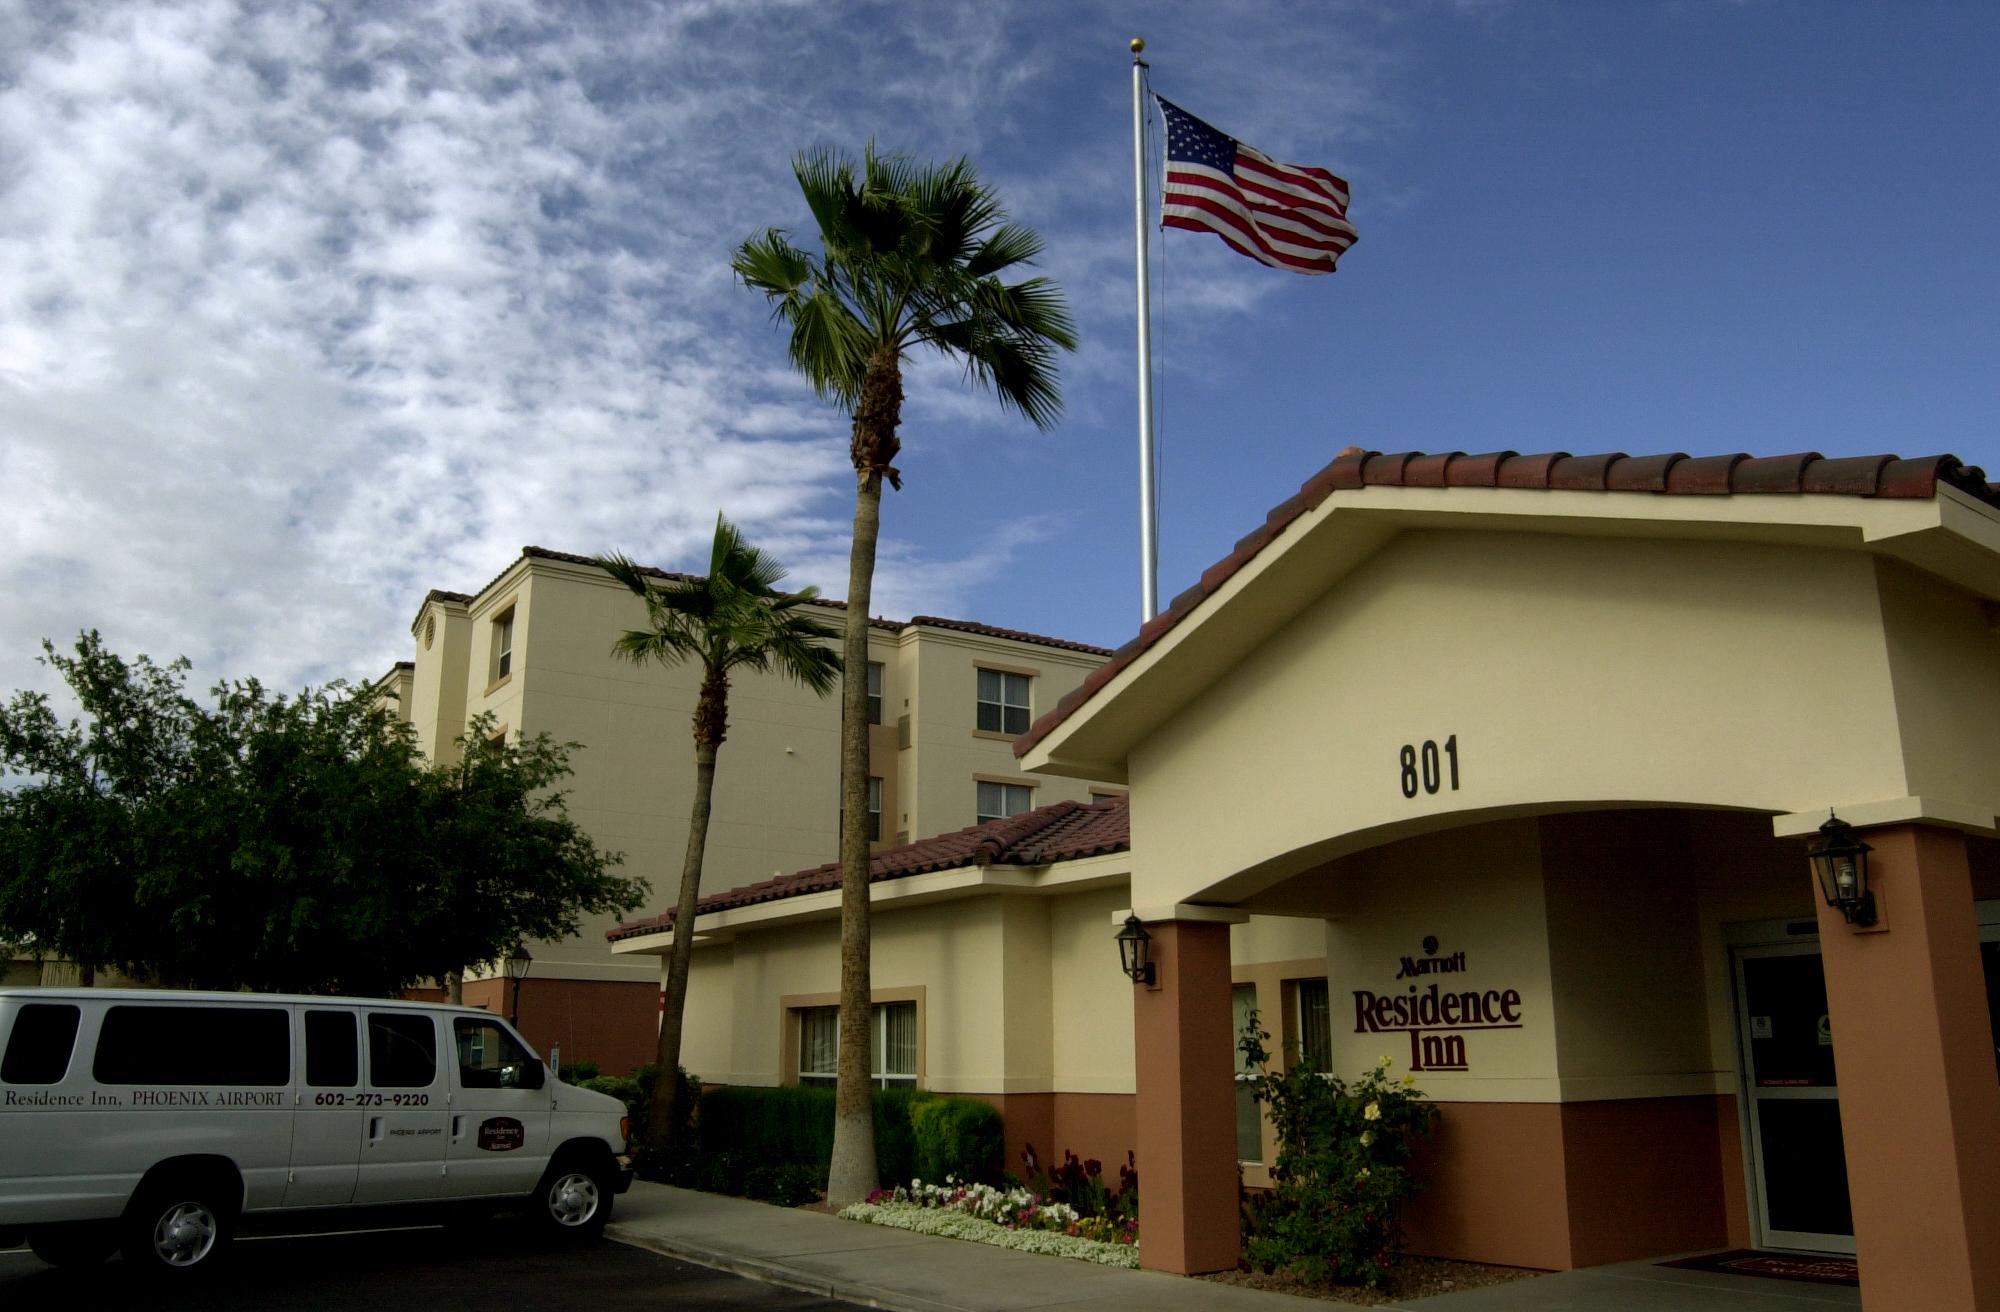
[[1813, 824, 2000, 1309], [1133, 919, 1241, 1274]]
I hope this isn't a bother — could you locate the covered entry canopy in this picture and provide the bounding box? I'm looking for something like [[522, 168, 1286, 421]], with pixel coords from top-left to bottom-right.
[[1019, 448, 2000, 1307]]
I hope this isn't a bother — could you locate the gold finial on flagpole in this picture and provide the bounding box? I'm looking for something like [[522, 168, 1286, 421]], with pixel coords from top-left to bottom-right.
[[1130, 36, 1145, 55]]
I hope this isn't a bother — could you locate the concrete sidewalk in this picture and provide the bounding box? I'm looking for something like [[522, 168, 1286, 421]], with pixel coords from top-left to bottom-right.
[[605, 1182, 1862, 1312]]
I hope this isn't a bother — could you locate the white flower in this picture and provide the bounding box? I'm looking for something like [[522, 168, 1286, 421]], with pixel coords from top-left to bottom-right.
[[1377, 1054, 1392, 1068], [1363, 1101, 1381, 1121], [1402, 1074, 1416, 1086], [1359, 1130, 1375, 1148]]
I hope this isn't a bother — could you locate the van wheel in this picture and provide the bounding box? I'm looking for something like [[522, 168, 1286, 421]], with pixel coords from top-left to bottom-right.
[[533, 1154, 612, 1239], [122, 1180, 234, 1274], [28, 1225, 117, 1267]]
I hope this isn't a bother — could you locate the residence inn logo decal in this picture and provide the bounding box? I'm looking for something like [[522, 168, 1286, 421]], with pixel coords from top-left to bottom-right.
[[1353, 936, 1523, 1073]]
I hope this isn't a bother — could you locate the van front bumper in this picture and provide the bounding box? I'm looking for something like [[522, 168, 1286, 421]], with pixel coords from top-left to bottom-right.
[[614, 1155, 635, 1194]]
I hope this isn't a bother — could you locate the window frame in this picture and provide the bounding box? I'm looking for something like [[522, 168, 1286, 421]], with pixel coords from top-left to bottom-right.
[[865, 661, 884, 726], [975, 667, 1032, 736], [975, 778, 1035, 823], [785, 990, 922, 1089]]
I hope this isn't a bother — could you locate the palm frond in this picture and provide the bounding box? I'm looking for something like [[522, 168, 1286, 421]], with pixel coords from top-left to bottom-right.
[[965, 223, 1045, 278]]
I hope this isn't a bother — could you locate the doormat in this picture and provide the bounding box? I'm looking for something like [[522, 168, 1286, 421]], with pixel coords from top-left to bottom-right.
[[1659, 1249, 1858, 1286]]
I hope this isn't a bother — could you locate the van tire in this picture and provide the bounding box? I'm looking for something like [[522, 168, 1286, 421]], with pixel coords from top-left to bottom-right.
[[28, 1225, 117, 1267], [531, 1151, 612, 1239], [121, 1176, 235, 1275]]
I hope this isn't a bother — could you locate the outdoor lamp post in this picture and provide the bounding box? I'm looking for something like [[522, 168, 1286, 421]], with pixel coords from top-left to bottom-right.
[[1807, 813, 1877, 927], [1116, 914, 1155, 986], [504, 944, 533, 1025]]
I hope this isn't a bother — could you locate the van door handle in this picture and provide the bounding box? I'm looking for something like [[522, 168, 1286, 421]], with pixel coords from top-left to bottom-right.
[[451, 1115, 465, 1142], [368, 1116, 383, 1143]]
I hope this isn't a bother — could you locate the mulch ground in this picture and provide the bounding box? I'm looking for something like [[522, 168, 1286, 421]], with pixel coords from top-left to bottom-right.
[[1202, 1256, 1548, 1306]]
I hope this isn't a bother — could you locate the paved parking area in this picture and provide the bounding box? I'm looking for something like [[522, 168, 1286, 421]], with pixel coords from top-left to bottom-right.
[[0, 1223, 866, 1310]]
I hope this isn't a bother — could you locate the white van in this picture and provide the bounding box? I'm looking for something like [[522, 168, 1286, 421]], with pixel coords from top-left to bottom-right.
[[0, 988, 634, 1275]]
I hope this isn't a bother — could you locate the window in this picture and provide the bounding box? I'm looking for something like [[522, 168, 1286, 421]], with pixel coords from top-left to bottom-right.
[[2, 1003, 81, 1085], [304, 1010, 359, 1087], [839, 776, 884, 843], [866, 662, 884, 726], [367, 1013, 438, 1088], [1233, 985, 1263, 1163], [94, 1006, 290, 1086], [1297, 979, 1332, 1072], [797, 1001, 917, 1088], [492, 608, 515, 681], [976, 669, 1030, 735], [454, 1017, 542, 1089], [976, 780, 1034, 822]]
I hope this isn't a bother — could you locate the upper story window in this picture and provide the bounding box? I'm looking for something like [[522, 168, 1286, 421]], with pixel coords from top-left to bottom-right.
[[976, 780, 1034, 823], [976, 668, 1030, 735], [492, 608, 515, 681], [866, 662, 884, 726]]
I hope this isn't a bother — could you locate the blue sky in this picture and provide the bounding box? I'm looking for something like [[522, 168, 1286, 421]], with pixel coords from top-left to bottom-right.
[[3, 0, 1997, 704]]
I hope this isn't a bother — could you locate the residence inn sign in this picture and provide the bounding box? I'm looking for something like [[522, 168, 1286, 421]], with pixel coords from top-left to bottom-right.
[[1354, 937, 1522, 1073]]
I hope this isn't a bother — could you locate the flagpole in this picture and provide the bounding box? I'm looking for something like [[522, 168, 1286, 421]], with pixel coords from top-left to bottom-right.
[[1130, 36, 1158, 623]]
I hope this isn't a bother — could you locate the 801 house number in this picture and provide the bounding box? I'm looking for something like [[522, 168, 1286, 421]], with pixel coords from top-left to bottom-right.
[[1398, 735, 1459, 799]]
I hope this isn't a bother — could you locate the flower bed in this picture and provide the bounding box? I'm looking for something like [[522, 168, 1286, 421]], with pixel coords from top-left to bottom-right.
[[839, 1177, 1139, 1268]]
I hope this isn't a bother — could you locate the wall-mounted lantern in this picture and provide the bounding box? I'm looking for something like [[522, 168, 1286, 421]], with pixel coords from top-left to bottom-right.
[[1807, 814, 1876, 927], [1116, 914, 1156, 986], [505, 944, 534, 1024]]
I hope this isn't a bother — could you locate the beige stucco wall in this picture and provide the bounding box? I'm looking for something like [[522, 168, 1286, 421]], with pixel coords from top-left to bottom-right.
[[672, 881, 1138, 1097], [397, 551, 1114, 988], [1128, 532, 1914, 912], [1875, 558, 2000, 809], [896, 631, 1105, 842], [1310, 817, 1562, 1102], [406, 599, 469, 766]]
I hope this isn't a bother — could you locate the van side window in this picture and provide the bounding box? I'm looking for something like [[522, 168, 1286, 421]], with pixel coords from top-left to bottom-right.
[[453, 1018, 542, 1090], [1, 1003, 82, 1085], [93, 1007, 290, 1086], [304, 1010, 359, 1087], [367, 1013, 437, 1088]]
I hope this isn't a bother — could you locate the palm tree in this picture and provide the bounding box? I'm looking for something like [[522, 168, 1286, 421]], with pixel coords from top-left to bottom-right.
[[734, 145, 1075, 1204], [595, 515, 840, 1153]]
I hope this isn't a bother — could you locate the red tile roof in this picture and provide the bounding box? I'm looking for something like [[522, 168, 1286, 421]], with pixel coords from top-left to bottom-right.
[[606, 794, 1129, 941], [1014, 447, 2000, 760]]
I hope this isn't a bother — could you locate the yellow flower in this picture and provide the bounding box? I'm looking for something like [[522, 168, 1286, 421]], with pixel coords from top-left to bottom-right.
[[1402, 1074, 1416, 1086], [1363, 1101, 1381, 1121], [1359, 1130, 1375, 1148], [1377, 1054, 1392, 1068]]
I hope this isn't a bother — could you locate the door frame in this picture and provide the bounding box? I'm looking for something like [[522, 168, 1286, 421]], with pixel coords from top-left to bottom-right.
[[1728, 932, 1854, 1254]]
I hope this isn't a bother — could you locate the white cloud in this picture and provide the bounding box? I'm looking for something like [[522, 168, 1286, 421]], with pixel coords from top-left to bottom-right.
[[0, 0, 1411, 706]]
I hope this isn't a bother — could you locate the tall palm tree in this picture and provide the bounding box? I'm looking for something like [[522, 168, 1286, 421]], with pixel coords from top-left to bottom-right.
[[734, 145, 1075, 1204], [595, 515, 840, 1153]]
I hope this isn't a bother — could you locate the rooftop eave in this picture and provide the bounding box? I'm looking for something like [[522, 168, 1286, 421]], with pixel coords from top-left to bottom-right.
[[607, 850, 1132, 955], [1022, 484, 1993, 783]]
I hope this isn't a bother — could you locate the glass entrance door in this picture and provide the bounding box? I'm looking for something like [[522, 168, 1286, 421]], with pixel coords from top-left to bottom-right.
[[1733, 943, 1855, 1253]]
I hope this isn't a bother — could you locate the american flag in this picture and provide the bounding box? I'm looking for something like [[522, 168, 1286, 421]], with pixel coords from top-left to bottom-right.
[[1157, 96, 1356, 275]]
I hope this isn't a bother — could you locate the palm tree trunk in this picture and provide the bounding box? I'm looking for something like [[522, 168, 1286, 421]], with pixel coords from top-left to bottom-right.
[[446, 971, 463, 1005], [651, 677, 725, 1153], [826, 347, 900, 1207]]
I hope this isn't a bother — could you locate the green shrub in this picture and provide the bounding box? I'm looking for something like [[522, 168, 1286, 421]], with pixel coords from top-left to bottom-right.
[[1237, 1011, 1438, 1290], [582, 1064, 698, 1178], [559, 1059, 601, 1083], [687, 1085, 995, 1199], [911, 1096, 1004, 1184]]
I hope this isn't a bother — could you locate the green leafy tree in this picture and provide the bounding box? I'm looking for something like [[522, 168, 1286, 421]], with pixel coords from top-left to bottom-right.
[[0, 631, 645, 994], [594, 515, 840, 1155], [734, 145, 1075, 1204]]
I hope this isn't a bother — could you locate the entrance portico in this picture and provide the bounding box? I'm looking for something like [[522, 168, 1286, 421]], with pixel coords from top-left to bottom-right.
[[1021, 448, 2000, 1305]]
